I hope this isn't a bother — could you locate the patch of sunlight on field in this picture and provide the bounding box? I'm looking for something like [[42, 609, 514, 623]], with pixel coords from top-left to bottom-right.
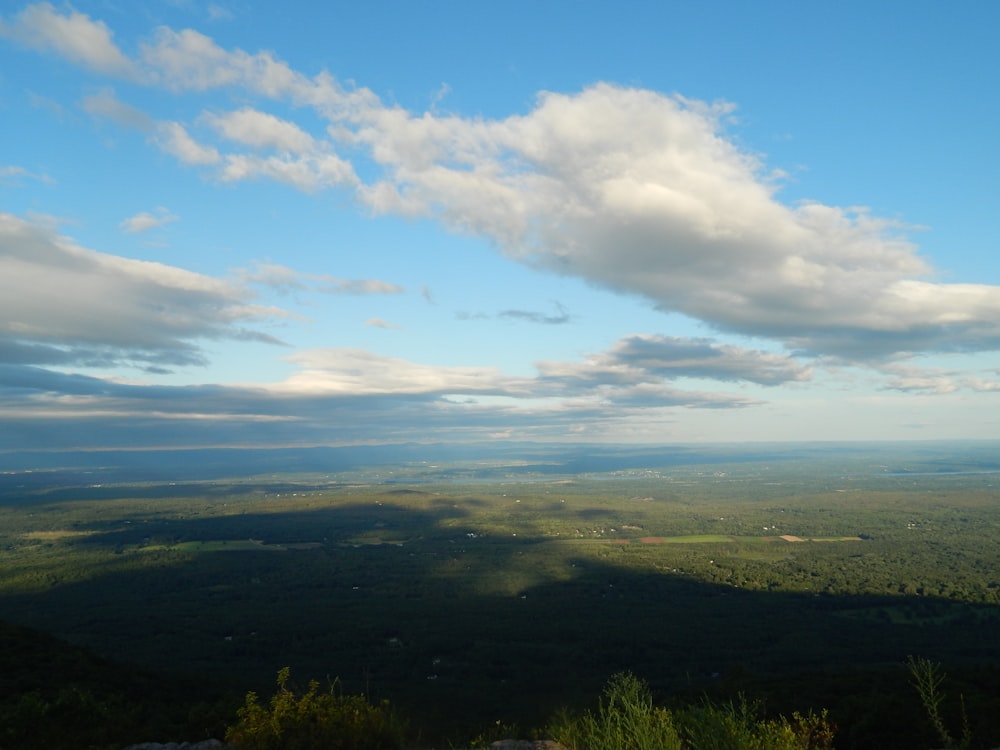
[[143, 540, 315, 553], [807, 536, 865, 542], [637, 534, 736, 544], [562, 534, 863, 545], [21, 530, 101, 541]]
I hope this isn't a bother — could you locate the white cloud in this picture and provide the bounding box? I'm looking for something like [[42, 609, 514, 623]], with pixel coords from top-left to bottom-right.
[[962, 377, 1000, 393], [877, 360, 1000, 395], [139, 25, 330, 103], [82, 89, 224, 168], [140, 27, 245, 90], [219, 152, 355, 191], [279, 349, 524, 396], [355, 85, 1000, 361], [239, 262, 308, 293], [0, 212, 287, 370], [0, 2, 134, 77], [120, 207, 178, 234], [0, 338, 773, 450], [0, 164, 54, 185], [154, 121, 221, 165], [317, 277, 403, 295], [886, 376, 958, 395], [275, 338, 790, 411], [12, 5, 1000, 364], [238, 262, 402, 297], [203, 107, 315, 153]]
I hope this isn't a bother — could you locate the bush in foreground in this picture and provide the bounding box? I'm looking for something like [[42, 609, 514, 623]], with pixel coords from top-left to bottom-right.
[[224, 667, 404, 750], [548, 672, 834, 750], [223, 668, 837, 750], [547, 672, 682, 750], [677, 698, 835, 750]]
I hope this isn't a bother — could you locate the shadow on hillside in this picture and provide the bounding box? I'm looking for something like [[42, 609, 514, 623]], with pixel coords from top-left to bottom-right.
[[2, 496, 1000, 749]]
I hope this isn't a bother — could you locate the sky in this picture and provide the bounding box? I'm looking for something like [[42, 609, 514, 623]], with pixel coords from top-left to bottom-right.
[[1, 1, 1000, 453]]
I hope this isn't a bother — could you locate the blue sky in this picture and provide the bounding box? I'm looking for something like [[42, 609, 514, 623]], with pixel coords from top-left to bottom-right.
[[2, 0, 1000, 452]]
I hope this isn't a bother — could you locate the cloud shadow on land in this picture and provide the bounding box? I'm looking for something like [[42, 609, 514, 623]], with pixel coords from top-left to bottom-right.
[[2, 488, 1000, 748]]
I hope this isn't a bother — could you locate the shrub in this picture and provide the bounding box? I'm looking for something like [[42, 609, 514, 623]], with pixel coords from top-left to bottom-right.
[[678, 698, 834, 750], [549, 674, 834, 750], [548, 672, 682, 750], [224, 667, 404, 750]]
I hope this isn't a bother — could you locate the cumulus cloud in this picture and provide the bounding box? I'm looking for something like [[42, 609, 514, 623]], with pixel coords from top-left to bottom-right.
[[347, 86, 999, 362], [120, 207, 178, 234], [0, 212, 287, 371], [10, 3, 1000, 368]]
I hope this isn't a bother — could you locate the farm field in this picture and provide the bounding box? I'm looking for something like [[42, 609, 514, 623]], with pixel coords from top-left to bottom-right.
[[1, 441, 1000, 747]]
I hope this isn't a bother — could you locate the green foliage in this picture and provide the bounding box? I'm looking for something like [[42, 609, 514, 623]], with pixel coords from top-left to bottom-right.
[[678, 698, 834, 750], [0, 619, 220, 750], [4, 445, 1000, 746], [907, 655, 972, 750], [0, 685, 139, 750], [548, 672, 682, 750], [549, 674, 834, 750], [224, 667, 404, 750]]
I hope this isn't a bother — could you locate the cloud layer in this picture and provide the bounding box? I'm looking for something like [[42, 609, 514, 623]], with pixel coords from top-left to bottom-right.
[[0, 332, 786, 450], [0, 213, 284, 371]]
